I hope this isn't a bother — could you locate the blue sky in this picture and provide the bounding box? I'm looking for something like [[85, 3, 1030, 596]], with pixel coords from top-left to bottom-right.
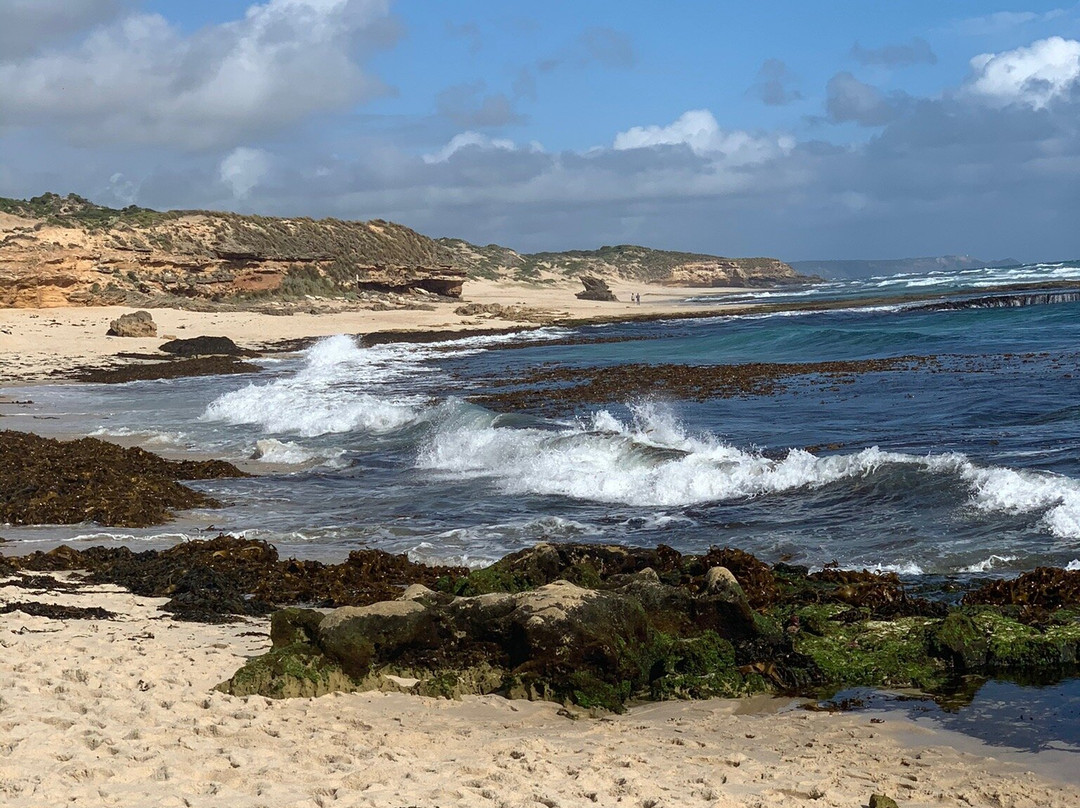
[[2, 1, 1079, 261]]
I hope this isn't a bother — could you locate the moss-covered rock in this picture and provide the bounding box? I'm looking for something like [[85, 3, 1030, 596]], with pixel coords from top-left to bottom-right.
[[220, 643, 354, 698], [224, 577, 767, 711], [792, 614, 944, 689], [929, 612, 990, 671]]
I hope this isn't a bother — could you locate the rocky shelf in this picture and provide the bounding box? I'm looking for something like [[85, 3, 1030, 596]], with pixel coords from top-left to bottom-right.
[[5, 537, 1079, 713]]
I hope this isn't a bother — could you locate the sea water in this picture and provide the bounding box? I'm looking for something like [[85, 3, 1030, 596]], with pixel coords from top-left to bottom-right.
[[3, 263, 1080, 582]]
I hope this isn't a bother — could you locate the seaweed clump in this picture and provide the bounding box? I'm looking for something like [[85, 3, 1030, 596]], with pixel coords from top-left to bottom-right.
[[10, 535, 468, 623], [0, 431, 247, 527]]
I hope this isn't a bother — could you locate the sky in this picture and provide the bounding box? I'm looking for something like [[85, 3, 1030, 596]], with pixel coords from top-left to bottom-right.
[[1, 1, 1079, 261]]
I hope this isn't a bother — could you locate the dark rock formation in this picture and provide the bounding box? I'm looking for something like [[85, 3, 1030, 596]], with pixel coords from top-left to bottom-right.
[[575, 275, 617, 302], [8, 536, 1080, 709], [159, 335, 245, 356], [355, 265, 466, 298], [0, 431, 246, 527], [107, 310, 156, 337], [71, 355, 261, 383], [475, 356, 939, 415], [917, 289, 1080, 311], [220, 573, 767, 710]]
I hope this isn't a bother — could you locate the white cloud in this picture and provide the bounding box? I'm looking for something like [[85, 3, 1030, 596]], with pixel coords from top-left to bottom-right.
[[969, 37, 1080, 109], [613, 109, 794, 164], [423, 132, 518, 164], [0, 0, 394, 149], [219, 147, 271, 198]]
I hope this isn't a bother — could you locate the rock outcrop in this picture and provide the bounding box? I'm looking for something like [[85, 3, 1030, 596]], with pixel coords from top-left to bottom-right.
[[220, 573, 763, 709], [8, 537, 1080, 710], [439, 238, 812, 288], [107, 310, 156, 337], [159, 335, 244, 356], [575, 275, 617, 301], [0, 193, 465, 308]]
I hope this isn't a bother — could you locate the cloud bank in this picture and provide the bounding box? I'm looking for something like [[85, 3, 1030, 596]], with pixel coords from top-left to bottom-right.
[[0, 4, 1077, 261]]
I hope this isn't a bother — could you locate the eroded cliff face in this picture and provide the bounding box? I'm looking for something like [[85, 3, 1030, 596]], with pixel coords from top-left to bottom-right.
[[0, 193, 809, 309], [0, 195, 463, 308]]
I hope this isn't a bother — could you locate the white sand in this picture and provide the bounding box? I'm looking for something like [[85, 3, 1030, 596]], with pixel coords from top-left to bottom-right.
[[2, 574, 1077, 807], [0, 278, 736, 383]]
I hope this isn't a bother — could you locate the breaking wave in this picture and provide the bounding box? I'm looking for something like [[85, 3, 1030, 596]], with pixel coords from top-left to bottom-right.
[[201, 335, 430, 436], [419, 401, 1080, 539]]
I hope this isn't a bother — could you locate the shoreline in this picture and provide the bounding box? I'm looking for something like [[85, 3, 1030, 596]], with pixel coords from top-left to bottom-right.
[[3, 281, 1080, 803], [2, 569, 1078, 806], [4, 277, 1078, 385], [0, 277, 750, 384]]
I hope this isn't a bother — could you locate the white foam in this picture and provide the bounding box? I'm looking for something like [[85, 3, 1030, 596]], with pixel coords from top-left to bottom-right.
[[89, 426, 187, 446], [249, 438, 345, 467], [419, 401, 1080, 539], [406, 516, 600, 568], [419, 401, 916, 507], [201, 335, 429, 437], [843, 561, 925, 576], [961, 554, 1020, 573], [1067, 560, 1080, 571], [928, 456, 1080, 540]]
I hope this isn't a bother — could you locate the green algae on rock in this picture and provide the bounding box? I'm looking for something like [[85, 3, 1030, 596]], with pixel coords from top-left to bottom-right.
[[8, 537, 1080, 710], [217, 543, 1080, 711], [218, 576, 774, 712]]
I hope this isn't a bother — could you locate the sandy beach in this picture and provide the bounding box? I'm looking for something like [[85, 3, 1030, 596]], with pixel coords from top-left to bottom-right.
[[1, 573, 1077, 808], [0, 279, 737, 383]]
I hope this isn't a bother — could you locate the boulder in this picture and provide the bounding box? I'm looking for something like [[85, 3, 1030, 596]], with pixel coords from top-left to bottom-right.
[[575, 275, 617, 302], [107, 310, 157, 337], [220, 577, 765, 710], [159, 335, 244, 356], [869, 795, 900, 808]]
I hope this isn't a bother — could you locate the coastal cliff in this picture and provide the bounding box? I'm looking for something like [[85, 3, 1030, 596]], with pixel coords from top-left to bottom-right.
[[0, 193, 809, 308], [438, 239, 807, 288], [0, 193, 462, 308]]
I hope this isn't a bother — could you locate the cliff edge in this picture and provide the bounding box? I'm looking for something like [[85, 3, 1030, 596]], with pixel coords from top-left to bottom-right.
[[0, 193, 810, 308]]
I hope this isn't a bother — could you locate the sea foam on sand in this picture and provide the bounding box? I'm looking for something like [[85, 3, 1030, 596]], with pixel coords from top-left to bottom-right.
[[1, 573, 1078, 807]]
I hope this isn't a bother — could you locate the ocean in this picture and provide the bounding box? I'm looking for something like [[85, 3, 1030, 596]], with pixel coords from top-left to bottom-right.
[[4, 261, 1080, 585]]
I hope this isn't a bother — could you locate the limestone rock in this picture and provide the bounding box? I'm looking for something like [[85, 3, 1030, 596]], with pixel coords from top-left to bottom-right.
[[107, 310, 157, 337], [220, 575, 765, 710], [575, 275, 617, 302]]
